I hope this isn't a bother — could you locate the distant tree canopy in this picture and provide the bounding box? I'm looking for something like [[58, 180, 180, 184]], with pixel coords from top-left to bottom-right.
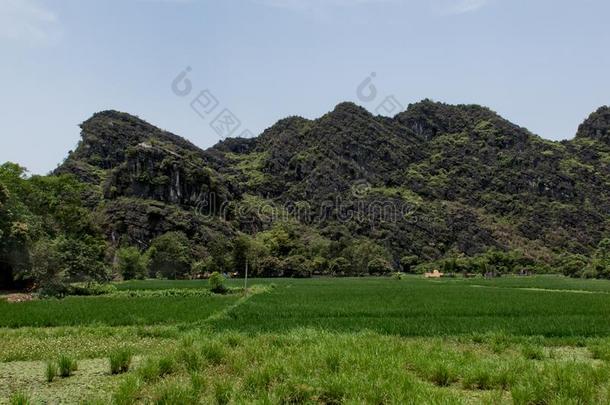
[[116, 246, 148, 280], [0, 163, 108, 291], [148, 232, 192, 279]]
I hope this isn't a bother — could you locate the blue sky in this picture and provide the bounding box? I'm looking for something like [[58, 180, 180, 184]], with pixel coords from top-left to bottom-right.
[[1, 0, 609, 174]]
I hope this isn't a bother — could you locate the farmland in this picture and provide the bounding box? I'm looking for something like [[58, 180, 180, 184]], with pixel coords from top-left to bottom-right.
[[3, 276, 610, 403]]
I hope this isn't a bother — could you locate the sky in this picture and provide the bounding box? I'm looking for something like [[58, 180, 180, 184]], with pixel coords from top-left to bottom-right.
[[1, 0, 609, 174]]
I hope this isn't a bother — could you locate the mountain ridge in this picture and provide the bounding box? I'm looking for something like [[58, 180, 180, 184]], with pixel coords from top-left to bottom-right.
[[54, 100, 610, 265]]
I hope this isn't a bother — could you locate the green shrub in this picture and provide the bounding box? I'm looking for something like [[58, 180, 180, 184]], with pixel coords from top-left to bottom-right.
[[45, 361, 58, 382], [109, 348, 133, 374], [116, 246, 148, 280], [392, 271, 405, 280], [190, 260, 208, 279], [70, 283, 117, 296], [367, 257, 393, 275], [208, 272, 227, 294], [57, 355, 77, 377], [148, 232, 192, 279]]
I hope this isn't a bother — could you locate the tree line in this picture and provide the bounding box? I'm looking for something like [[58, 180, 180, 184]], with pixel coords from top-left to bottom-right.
[[1, 162, 609, 296]]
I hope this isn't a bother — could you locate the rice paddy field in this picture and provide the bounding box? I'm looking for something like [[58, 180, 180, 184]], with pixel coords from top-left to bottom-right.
[[3, 276, 610, 404]]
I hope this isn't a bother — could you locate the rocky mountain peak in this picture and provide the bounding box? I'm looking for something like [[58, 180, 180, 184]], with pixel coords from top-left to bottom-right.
[[576, 106, 610, 144]]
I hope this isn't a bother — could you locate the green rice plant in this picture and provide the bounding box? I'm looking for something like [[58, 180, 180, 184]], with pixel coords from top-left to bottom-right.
[[113, 375, 141, 405], [57, 354, 77, 377], [9, 392, 31, 405], [109, 347, 133, 374], [0, 294, 237, 328], [45, 360, 58, 382], [8, 277, 610, 337]]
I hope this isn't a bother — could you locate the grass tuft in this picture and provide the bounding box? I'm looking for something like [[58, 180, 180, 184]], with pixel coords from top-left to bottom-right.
[[57, 354, 77, 377], [110, 348, 133, 375], [9, 392, 31, 405], [45, 361, 58, 382], [113, 375, 141, 405], [522, 344, 545, 360], [201, 341, 225, 366], [153, 380, 197, 405], [213, 380, 232, 405]]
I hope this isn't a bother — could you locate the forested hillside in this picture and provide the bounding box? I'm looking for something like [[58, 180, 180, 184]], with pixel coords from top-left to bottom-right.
[[1, 101, 609, 291]]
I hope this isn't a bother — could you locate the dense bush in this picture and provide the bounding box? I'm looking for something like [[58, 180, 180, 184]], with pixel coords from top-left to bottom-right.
[[148, 232, 192, 279], [558, 239, 610, 279], [209, 272, 227, 294], [329, 257, 351, 276], [367, 258, 393, 275], [116, 247, 148, 280], [400, 255, 419, 273], [0, 163, 110, 292], [283, 255, 312, 278]]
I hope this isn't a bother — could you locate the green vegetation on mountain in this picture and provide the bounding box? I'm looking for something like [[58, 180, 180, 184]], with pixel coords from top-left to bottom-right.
[[1, 101, 609, 290]]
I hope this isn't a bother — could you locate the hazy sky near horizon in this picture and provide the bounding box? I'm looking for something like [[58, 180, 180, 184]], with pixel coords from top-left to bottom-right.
[[1, 0, 609, 174]]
